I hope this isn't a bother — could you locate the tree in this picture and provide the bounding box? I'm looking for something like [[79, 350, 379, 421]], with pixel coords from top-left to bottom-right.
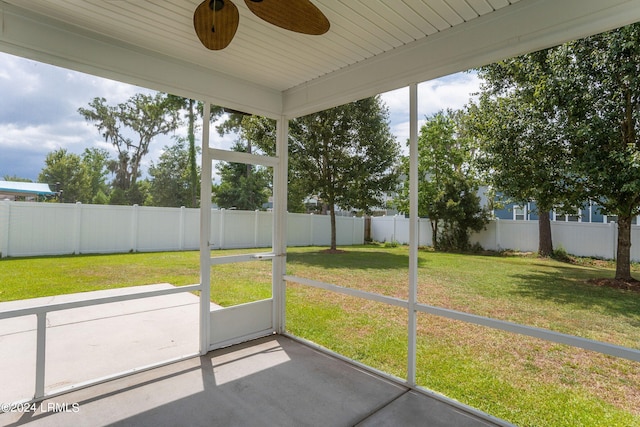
[[78, 93, 181, 203], [397, 110, 488, 250], [213, 141, 270, 210], [218, 97, 400, 250], [558, 23, 640, 281], [470, 23, 640, 281], [165, 96, 225, 208], [148, 138, 199, 207], [2, 175, 31, 182], [469, 51, 585, 256], [81, 148, 111, 204], [290, 96, 400, 250], [38, 149, 90, 203], [219, 114, 307, 212]]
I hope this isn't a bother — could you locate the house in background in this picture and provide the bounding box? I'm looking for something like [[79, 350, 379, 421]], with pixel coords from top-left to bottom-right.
[[0, 180, 57, 202], [2, 1, 640, 425], [492, 198, 627, 224]]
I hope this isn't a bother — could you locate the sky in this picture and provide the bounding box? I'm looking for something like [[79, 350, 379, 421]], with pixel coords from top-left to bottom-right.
[[0, 51, 480, 183]]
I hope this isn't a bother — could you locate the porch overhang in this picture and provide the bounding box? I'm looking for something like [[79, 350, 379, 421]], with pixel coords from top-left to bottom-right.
[[1, 1, 640, 118], [1, 1, 640, 424]]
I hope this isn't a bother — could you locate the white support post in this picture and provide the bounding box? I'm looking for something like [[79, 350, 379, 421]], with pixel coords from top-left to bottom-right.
[[272, 116, 289, 333], [199, 102, 212, 355], [35, 312, 47, 399], [408, 83, 419, 386]]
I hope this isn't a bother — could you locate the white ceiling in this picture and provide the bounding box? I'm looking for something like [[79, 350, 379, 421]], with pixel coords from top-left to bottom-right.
[[2, 0, 640, 118]]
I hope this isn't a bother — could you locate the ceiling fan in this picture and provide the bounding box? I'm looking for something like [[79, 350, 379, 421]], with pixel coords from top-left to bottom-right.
[[193, 0, 330, 50]]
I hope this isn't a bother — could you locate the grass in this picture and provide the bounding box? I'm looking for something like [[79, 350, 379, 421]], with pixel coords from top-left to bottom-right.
[[1, 246, 639, 426]]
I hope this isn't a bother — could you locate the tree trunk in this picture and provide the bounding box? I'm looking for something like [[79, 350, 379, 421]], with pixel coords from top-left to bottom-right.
[[615, 215, 633, 281], [538, 210, 553, 257], [430, 219, 438, 250]]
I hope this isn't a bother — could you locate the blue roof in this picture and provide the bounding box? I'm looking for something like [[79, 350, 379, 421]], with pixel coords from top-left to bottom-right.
[[0, 180, 56, 195]]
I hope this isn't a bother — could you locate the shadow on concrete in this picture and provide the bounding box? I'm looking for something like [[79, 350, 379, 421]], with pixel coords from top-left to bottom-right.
[[2, 336, 502, 427]]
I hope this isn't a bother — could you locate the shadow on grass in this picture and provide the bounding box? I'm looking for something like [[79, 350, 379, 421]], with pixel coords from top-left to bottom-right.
[[287, 249, 426, 270], [508, 270, 640, 321]]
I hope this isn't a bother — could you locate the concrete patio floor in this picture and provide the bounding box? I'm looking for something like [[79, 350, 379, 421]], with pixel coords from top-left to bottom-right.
[[0, 287, 508, 426]]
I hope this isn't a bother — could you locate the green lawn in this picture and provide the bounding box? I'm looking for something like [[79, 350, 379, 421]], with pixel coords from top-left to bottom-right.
[[1, 246, 639, 426]]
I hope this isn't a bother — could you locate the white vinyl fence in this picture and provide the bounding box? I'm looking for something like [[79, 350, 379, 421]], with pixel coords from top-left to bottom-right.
[[0, 201, 364, 258], [371, 215, 632, 261], [1, 201, 633, 261]]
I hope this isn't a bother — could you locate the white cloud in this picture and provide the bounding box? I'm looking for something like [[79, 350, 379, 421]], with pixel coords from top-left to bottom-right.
[[380, 71, 481, 149], [1, 51, 481, 181]]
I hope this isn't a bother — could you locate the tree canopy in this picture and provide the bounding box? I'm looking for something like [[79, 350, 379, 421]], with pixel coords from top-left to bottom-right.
[[78, 93, 181, 204], [38, 148, 90, 203], [469, 22, 640, 280], [397, 109, 488, 251], [213, 141, 270, 211], [469, 50, 586, 256], [148, 138, 200, 207], [218, 96, 400, 250], [559, 23, 640, 280]]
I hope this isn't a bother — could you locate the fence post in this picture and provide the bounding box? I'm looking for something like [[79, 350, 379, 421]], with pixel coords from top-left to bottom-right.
[[612, 221, 617, 260], [131, 204, 139, 252], [73, 202, 82, 254], [309, 213, 314, 246], [495, 218, 501, 251], [352, 216, 357, 245], [393, 215, 397, 243], [254, 210, 259, 248], [179, 206, 186, 251], [0, 201, 9, 258], [219, 208, 226, 249]]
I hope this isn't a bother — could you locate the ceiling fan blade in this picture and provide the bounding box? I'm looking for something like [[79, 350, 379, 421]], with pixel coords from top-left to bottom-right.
[[194, 0, 240, 50], [244, 0, 329, 35]]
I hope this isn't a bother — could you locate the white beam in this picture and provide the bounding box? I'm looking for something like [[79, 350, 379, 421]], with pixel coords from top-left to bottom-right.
[[407, 83, 419, 386], [272, 116, 289, 333], [199, 103, 212, 356], [283, 0, 640, 117], [209, 148, 279, 169], [0, 3, 282, 118]]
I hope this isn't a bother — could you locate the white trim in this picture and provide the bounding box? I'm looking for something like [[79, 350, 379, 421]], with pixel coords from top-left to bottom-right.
[[0, 3, 282, 118], [272, 117, 289, 334], [283, 275, 640, 363], [199, 103, 212, 356], [209, 148, 279, 168], [209, 253, 277, 265], [0, 284, 202, 400], [282, 0, 640, 117], [407, 83, 418, 386], [284, 275, 408, 309], [282, 333, 515, 427]]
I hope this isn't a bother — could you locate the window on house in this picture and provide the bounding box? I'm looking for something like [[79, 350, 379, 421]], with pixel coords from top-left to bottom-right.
[[514, 205, 527, 221], [554, 207, 580, 222], [567, 208, 580, 222], [604, 215, 638, 224]]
